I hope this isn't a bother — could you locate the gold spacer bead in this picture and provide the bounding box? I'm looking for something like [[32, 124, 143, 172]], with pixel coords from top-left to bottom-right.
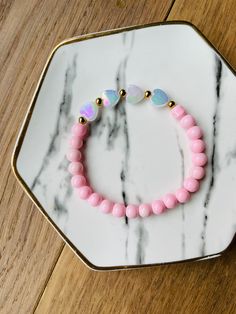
[[78, 116, 87, 125], [119, 89, 126, 97], [167, 100, 176, 109], [96, 97, 103, 106], [145, 90, 151, 98]]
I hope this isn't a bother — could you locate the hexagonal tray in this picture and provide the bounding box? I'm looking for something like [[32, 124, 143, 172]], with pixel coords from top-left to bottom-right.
[[12, 21, 236, 270]]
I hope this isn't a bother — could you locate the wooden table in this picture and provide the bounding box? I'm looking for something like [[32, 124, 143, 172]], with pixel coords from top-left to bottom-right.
[[0, 1, 236, 313]]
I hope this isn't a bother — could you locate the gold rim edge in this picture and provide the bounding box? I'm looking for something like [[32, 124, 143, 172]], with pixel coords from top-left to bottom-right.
[[10, 20, 236, 271]]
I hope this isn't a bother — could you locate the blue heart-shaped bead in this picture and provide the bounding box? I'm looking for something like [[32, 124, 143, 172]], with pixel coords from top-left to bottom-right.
[[151, 89, 169, 107], [102, 90, 120, 108]]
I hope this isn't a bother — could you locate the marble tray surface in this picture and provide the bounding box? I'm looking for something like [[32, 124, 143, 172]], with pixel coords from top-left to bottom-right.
[[13, 22, 236, 269]]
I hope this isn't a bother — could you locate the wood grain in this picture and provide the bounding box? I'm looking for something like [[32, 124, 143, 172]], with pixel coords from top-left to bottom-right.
[[169, 0, 236, 68], [0, 1, 173, 313], [36, 244, 236, 314], [35, 0, 236, 313]]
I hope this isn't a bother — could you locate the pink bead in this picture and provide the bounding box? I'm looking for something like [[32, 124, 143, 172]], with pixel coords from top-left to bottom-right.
[[163, 193, 178, 209], [126, 205, 139, 218], [88, 193, 102, 207], [180, 114, 195, 129], [77, 186, 92, 200], [175, 188, 190, 203], [66, 149, 81, 162], [171, 105, 186, 120], [71, 123, 88, 138], [190, 139, 205, 153], [191, 166, 205, 180], [71, 175, 86, 188], [99, 199, 113, 214], [152, 200, 166, 215], [68, 162, 83, 175], [112, 203, 126, 217], [69, 136, 83, 149], [139, 204, 152, 217], [187, 126, 203, 140], [183, 177, 200, 193], [192, 153, 208, 166]]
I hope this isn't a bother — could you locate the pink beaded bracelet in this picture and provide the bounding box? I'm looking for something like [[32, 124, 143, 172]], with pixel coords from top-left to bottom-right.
[[66, 85, 207, 218]]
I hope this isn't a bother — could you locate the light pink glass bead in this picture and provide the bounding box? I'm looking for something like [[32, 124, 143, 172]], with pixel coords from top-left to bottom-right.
[[183, 177, 200, 193], [71, 123, 88, 138], [99, 199, 113, 214], [66, 149, 81, 162], [78, 186, 92, 199], [175, 188, 190, 203], [180, 114, 195, 129], [187, 126, 203, 140], [71, 175, 86, 188], [191, 166, 205, 180], [68, 162, 83, 175], [190, 139, 205, 153], [139, 204, 152, 217], [192, 153, 208, 166], [163, 193, 178, 209], [112, 203, 126, 217], [69, 136, 83, 149], [152, 200, 166, 215], [126, 205, 139, 218], [171, 105, 186, 120], [88, 193, 102, 207]]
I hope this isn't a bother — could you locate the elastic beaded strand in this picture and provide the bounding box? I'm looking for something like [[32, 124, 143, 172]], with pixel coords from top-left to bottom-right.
[[68, 87, 207, 218]]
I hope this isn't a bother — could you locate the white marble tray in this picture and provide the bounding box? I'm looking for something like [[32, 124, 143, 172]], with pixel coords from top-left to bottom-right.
[[12, 22, 236, 270]]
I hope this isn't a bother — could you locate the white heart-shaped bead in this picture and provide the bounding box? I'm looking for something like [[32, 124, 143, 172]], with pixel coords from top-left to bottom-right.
[[79, 101, 98, 121], [126, 85, 144, 104]]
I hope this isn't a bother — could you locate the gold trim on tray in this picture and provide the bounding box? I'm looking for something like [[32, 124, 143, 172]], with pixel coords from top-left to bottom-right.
[[11, 21, 236, 271]]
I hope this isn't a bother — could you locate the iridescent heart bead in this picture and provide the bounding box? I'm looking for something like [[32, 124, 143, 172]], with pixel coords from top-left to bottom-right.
[[151, 89, 169, 107], [79, 101, 98, 122], [126, 85, 144, 104], [101, 90, 120, 108]]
